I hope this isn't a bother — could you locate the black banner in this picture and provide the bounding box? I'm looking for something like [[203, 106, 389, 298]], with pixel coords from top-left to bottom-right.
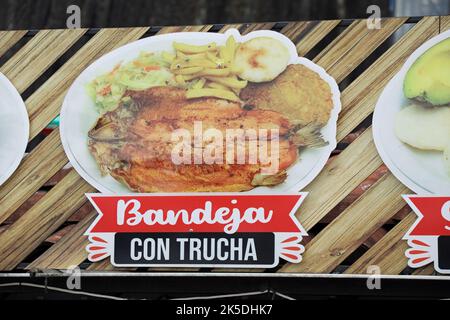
[[437, 236, 450, 271], [114, 232, 275, 266]]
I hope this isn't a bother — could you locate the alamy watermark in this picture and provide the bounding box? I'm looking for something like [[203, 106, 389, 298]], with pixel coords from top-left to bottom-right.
[[366, 265, 381, 290], [367, 5, 381, 30], [66, 5, 81, 29], [65, 265, 81, 290], [171, 121, 280, 175]]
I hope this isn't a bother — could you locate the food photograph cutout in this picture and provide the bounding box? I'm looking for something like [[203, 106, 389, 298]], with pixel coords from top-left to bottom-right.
[[60, 29, 341, 194], [59, 29, 340, 269], [373, 30, 450, 195]]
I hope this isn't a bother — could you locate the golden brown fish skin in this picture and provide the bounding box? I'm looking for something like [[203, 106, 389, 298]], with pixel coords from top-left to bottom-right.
[[89, 86, 300, 192], [240, 64, 334, 127]]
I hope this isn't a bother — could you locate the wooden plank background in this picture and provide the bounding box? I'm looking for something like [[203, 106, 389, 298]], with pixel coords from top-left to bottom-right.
[[0, 16, 448, 276]]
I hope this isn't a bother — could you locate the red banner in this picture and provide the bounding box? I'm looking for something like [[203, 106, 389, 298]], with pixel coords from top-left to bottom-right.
[[87, 194, 306, 234], [404, 196, 450, 236]]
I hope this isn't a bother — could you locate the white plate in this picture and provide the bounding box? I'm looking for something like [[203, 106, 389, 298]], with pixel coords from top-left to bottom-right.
[[0, 73, 29, 186], [373, 30, 450, 195], [60, 29, 341, 194]]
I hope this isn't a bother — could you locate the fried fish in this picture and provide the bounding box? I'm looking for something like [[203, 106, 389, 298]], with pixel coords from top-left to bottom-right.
[[88, 86, 326, 192]]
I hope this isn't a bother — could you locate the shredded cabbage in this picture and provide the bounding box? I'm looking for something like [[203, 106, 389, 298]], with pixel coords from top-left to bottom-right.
[[86, 52, 175, 113]]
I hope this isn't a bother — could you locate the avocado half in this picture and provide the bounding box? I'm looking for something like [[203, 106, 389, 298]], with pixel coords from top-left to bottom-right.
[[403, 37, 450, 106]]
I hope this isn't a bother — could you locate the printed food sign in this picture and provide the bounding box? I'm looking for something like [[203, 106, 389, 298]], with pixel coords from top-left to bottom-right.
[[86, 193, 307, 268], [404, 195, 450, 274], [60, 29, 340, 270]]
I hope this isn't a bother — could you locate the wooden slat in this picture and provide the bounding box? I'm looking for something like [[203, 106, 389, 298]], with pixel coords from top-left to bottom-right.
[[344, 213, 415, 274], [412, 264, 436, 276], [0, 29, 86, 93], [315, 18, 406, 85], [218, 24, 244, 33], [313, 20, 369, 66], [0, 130, 67, 224], [294, 20, 341, 57], [26, 27, 149, 140], [241, 22, 275, 34], [441, 15, 450, 31], [326, 18, 407, 83], [0, 170, 95, 270], [280, 173, 409, 273], [155, 25, 213, 34], [337, 16, 439, 141], [281, 20, 341, 56], [298, 128, 382, 230], [0, 30, 27, 58], [27, 211, 96, 270]]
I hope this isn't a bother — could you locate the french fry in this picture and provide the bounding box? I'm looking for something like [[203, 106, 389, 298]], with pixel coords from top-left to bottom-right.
[[175, 75, 186, 85], [220, 35, 237, 64], [172, 58, 216, 69], [177, 51, 207, 60], [181, 74, 201, 81], [226, 35, 237, 62], [173, 42, 217, 54], [206, 51, 226, 68], [231, 87, 242, 95], [162, 51, 175, 63], [170, 38, 249, 94], [206, 81, 229, 91], [205, 75, 247, 89], [186, 88, 240, 102], [172, 66, 204, 75], [195, 68, 231, 77], [192, 77, 206, 89]]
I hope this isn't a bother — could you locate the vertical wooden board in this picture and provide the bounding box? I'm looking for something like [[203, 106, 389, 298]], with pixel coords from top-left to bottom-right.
[[0, 29, 86, 93], [0, 30, 27, 58], [0, 170, 95, 270], [279, 173, 410, 273]]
